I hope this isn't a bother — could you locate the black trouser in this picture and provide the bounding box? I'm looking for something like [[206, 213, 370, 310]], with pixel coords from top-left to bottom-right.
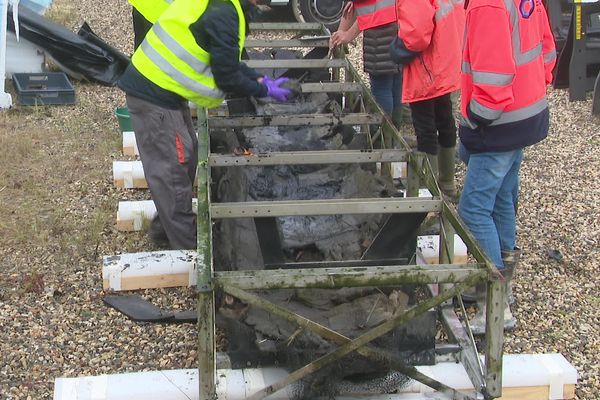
[[409, 93, 457, 155]]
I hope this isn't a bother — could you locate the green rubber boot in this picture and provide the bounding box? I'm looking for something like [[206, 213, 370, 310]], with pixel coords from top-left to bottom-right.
[[426, 152, 438, 177], [438, 146, 459, 202]]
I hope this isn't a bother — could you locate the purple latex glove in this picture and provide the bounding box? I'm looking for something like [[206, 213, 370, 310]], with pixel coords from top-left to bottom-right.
[[263, 76, 292, 102]]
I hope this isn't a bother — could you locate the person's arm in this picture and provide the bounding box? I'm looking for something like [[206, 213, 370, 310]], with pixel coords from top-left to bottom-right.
[[329, 2, 360, 49], [396, 0, 435, 52], [465, 5, 515, 126], [239, 62, 262, 81], [196, 3, 267, 98]]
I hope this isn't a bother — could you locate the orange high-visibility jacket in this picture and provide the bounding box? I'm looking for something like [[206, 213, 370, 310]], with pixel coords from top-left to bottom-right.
[[459, 0, 556, 151], [354, 0, 397, 31], [395, 0, 465, 103]]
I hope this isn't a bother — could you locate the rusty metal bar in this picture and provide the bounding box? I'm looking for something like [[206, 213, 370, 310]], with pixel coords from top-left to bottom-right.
[[440, 306, 487, 394], [208, 149, 408, 166], [300, 82, 363, 93], [210, 198, 441, 218], [196, 107, 216, 400], [216, 263, 486, 289], [244, 59, 346, 69], [485, 277, 505, 398], [245, 38, 329, 48], [249, 22, 324, 31]]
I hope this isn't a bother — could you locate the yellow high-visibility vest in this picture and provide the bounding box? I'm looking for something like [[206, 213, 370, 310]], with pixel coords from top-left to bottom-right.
[[131, 0, 246, 108], [128, 0, 173, 23]]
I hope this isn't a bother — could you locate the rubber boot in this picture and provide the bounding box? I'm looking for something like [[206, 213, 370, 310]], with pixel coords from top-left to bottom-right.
[[392, 106, 404, 129], [438, 146, 459, 202], [470, 275, 517, 335], [426, 152, 438, 177], [501, 248, 521, 305]]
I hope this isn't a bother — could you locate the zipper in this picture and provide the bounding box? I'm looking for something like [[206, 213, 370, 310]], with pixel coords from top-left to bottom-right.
[[419, 55, 434, 84]]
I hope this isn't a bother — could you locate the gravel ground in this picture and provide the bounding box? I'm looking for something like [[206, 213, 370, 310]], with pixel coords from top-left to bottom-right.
[[0, 1, 598, 399]]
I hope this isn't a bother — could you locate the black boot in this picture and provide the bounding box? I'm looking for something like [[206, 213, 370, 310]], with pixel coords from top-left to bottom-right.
[[148, 215, 169, 248]]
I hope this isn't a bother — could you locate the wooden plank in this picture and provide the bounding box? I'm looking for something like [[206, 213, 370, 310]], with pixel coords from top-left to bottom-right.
[[113, 178, 147, 189], [564, 383, 576, 399], [122, 131, 138, 156], [455, 384, 576, 399], [103, 273, 190, 291]]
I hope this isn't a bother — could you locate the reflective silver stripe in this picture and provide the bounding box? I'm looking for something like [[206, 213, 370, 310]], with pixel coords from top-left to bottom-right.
[[544, 49, 557, 63], [463, 61, 514, 85], [153, 22, 213, 77], [141, 40, 224, 99], [354, 0, 395, 15], [470, 98, 503, 120], [165, 0, 173, 3], [461, 97, 548, 127], [462, 61, 470, 73], [503, 0, 543, 66], [473, 70, 514, 86], [436, 0, 464, 20], [490, 97, 547, 125], [517, 43, 542, 64]]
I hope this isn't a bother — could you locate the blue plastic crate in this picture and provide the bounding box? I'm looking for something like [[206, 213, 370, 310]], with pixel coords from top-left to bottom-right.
[[12, 72, 75, 106]]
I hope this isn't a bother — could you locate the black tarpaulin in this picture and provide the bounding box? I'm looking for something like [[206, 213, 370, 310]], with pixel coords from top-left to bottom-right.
[[7, 5, 129, 86]]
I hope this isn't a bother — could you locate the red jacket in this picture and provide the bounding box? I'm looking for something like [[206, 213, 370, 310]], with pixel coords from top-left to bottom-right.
[[354, 0, 397, 31], [395, 0, 465, 103], [459, 0, 556, 152]]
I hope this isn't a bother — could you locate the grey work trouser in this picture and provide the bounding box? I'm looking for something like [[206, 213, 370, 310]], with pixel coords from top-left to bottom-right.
[[126, 94, 198, 250]]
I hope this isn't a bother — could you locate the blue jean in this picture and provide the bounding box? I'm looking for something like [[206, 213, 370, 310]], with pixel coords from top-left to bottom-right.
[[458, 148, 523, 268], [369, 73, 403, 115]]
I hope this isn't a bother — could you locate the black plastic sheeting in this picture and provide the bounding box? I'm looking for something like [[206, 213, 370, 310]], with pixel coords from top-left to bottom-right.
[[7, 5, 129, 86]]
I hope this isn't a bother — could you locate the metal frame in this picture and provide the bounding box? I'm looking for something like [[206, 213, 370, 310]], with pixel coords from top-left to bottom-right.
[[196, 23, 505, 400]]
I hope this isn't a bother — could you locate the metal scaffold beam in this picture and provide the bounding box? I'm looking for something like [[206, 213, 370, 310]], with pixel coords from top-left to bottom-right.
[[195, 23, 505, 400]]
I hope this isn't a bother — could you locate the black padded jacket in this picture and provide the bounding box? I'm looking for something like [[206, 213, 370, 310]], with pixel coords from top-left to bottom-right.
[[362, 22, 402, 75]]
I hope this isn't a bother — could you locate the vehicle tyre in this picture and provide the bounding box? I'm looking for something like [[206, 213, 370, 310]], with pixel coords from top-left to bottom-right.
[[291, 0, 343, 31]]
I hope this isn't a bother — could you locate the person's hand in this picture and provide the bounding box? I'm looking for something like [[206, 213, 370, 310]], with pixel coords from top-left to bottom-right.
[[329, 29, 354, 49], [263, 76, 292, 102]]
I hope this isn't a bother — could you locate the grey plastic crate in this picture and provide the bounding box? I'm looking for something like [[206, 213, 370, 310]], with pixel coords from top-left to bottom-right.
[[12, 72, 75, 106]]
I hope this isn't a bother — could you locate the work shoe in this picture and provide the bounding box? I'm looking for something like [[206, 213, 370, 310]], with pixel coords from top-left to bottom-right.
[[438, 145, 459, 202], [148, 215, 170, 248]]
